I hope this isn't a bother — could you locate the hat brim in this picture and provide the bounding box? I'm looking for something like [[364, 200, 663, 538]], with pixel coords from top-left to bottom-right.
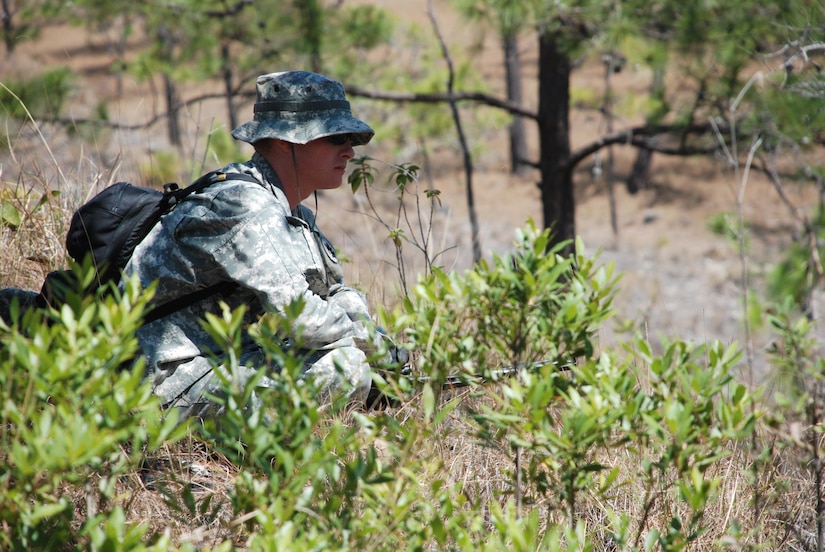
[[232, 109, 374, 146]]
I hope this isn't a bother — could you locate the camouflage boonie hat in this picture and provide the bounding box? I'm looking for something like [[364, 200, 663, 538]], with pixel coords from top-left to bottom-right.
[[231, 71, 374, 146]]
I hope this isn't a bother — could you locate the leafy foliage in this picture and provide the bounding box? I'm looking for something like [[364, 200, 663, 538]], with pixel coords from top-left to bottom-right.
[[0, 224, 819, 549], [0, 270, 184, 550], [0, 68, 74, 122], [767, 207, 825, 308], [2, 1, 824, 548], [390, 223, 617, 395], [380, 222, 759, 548]]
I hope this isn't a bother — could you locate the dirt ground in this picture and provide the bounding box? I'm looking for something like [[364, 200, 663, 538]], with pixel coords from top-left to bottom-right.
[[2, 1, 822, 385]]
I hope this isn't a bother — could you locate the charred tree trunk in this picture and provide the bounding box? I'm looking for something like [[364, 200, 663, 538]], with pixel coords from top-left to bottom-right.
[[221, 40, 237, 131], [157, 24, 182, 146], [163, 72, 182, 146], [626, 148, 652, 194], [627, 66, 663, 193], [114, 16, 129, 98], [601, 54, 616, 234], [2, 0, 15, 56], [297, 0, 323, 73], [538, 31, 574, 250], [503, 33, 529, 175]]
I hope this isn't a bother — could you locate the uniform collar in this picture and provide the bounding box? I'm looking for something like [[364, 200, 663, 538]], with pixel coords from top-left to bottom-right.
[[250, 151, 318, 221], [251, 152, 285, 194]]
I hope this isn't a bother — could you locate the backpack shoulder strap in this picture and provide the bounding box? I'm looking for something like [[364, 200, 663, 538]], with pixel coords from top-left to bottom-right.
[[165, 171, 260, 206], [143, 281, 239, 324]]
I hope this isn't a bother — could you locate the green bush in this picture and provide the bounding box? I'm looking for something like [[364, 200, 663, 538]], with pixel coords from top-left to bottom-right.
[[380, 222, 758, 549], [0, 271, 184, 550], [0, 68, 74, 122], [767, 207, 825, 310], [0, 224, 798, 550]]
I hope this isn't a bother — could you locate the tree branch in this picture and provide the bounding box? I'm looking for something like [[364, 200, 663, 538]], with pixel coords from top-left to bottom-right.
[[345, 85, 537, 120], [566, 123, 724, 171], [47, 90, 255, 131], [46, 83, 731, 176], [346, 84, 734, 172], [204, 0, 255, 18], [427, 0, 481, 264], [761, 152, 824, 288]]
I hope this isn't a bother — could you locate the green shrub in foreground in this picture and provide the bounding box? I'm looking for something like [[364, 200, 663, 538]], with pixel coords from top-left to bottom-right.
[[0, 273, 184, 550], [0, 224, 776, 550], [381, 222, 760, 549]]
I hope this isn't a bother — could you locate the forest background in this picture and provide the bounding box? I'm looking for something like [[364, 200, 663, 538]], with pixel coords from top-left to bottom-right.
[[1, 0, 825, 550]]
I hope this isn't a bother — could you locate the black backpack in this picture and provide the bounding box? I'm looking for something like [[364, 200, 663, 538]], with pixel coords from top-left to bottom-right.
[[39, 170, 258, 322]]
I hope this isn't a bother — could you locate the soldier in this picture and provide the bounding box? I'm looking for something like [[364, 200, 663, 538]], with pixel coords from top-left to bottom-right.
[[123, 70, 378, 419]]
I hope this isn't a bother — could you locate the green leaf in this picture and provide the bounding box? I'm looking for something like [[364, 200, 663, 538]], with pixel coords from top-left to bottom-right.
[[422, 382, 435, 420], [433, 395, 461, 426], [31, 500, 69, 523], [0, 201, 22, 229]]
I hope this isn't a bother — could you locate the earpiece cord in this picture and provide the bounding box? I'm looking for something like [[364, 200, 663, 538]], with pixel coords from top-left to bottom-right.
[[289, 143, 302, 216]]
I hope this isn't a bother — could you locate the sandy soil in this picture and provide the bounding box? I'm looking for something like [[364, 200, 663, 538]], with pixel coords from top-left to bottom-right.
[[2, 3, 821, 384]]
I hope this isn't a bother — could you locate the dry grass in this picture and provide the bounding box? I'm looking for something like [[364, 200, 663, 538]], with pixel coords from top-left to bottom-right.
[[62, 437, 242, 548], [0, 176, 69, 289], [414, 390, 819, 551], [29, 377, 817, 550]]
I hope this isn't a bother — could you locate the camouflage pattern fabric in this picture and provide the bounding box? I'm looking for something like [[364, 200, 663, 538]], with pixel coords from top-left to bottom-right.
[[123, 152, 374, 419]]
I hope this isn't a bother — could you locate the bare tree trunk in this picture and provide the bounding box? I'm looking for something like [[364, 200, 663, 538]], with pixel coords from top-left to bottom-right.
[[538, 31, 574, 251], [296, 0, 323, 73], [626, 148, 652, 194], [627, 65, 663, 193], [2, 0, 15, 56], [503, 33, 528, 175], [157, 24, 182, 146], [221, 41, 237, 131], [428, 0, 481, 263], [114, 15, 130, 98], [163, 72, 182, 146], [602, 53, 623, 237]]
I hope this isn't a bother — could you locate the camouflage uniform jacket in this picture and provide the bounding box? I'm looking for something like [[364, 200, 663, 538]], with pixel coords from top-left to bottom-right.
[[124, 152, 372, 406]]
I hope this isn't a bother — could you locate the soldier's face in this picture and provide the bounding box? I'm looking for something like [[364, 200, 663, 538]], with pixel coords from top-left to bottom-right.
[[295, 136, 355, 198]]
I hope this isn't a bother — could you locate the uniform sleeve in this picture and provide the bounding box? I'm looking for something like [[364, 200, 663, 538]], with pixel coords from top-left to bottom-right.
[[172, 183, 370, 349]]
